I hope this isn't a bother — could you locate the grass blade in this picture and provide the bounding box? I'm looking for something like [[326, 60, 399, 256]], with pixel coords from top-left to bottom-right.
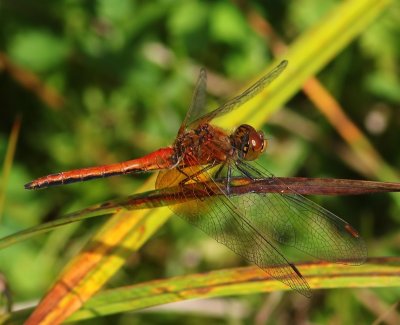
[[24, 0, 392, 323]]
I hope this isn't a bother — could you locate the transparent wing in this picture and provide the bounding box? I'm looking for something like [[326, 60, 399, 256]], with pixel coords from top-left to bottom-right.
[[177, 68, 208, 136], [232, 160, 367, 265], [190, 60, 288, 128], [156, 163, 311, 297]]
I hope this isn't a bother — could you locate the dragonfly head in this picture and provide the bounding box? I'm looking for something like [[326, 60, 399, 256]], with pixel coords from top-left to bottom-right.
[[231, 124, 267, 161]]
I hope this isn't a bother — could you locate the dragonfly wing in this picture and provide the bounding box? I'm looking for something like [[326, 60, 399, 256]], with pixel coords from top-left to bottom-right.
[[177, 68, 208, 137], [156, 167, 311, 297], [234, 161, 367, 265], [189, 60, 288, 128]]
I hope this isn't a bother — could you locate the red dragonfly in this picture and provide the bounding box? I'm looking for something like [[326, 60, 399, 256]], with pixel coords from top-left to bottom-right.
[[25, 61, 366, 297]]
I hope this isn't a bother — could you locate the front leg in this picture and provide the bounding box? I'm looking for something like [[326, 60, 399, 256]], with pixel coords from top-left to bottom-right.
[[176, 163, 221, 201], [210, 162, 233, 195], [176, 163, 217, 186]]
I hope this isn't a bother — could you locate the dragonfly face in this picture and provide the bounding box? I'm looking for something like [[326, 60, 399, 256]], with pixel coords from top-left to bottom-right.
[[231, 124, 267, 161]]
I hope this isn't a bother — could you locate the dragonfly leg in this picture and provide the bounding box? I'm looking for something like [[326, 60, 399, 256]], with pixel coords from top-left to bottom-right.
[[235, 159, 264, 179], [176, 163, 217, 186], [214, 163, 226, 180], [176, 167, 190, 180], [176, 163, 220, 201], [225, 164, 233, 195], [213, 162, 234, 195]]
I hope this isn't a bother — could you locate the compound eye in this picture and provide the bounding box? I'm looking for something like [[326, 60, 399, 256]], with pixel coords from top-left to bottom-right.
[[261, 139, 268, 153], [258, 132, 268, 153], [232, 125, 267, 161], [243, 129, 265, 161]]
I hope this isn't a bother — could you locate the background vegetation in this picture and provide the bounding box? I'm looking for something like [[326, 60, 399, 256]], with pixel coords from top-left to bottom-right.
[[1, 0, 400, 323]]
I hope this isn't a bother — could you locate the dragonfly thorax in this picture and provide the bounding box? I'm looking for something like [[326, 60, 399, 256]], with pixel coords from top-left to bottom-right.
[[174, 123, 233, 167], [231, 124, 267, 161]]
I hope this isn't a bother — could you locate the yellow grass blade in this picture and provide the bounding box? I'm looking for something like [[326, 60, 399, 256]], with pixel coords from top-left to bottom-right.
[[9, 258, 400, 322]]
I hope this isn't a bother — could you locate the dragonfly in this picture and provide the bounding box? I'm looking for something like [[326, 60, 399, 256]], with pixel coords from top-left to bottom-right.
[[25, 60, 367, 297]]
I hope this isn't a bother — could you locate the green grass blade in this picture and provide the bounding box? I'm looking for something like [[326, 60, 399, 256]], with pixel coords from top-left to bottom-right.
[[58, 258, 400, 321], [8, 258, 400, 323]]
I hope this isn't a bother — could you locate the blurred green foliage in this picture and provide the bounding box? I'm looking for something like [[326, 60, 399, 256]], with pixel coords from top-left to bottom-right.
[[1, 0, 400, 323]]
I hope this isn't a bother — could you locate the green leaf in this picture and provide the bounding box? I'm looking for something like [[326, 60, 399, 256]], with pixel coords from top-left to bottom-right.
[[210, 3, 249, 44], [9, 30, 68, 72]]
